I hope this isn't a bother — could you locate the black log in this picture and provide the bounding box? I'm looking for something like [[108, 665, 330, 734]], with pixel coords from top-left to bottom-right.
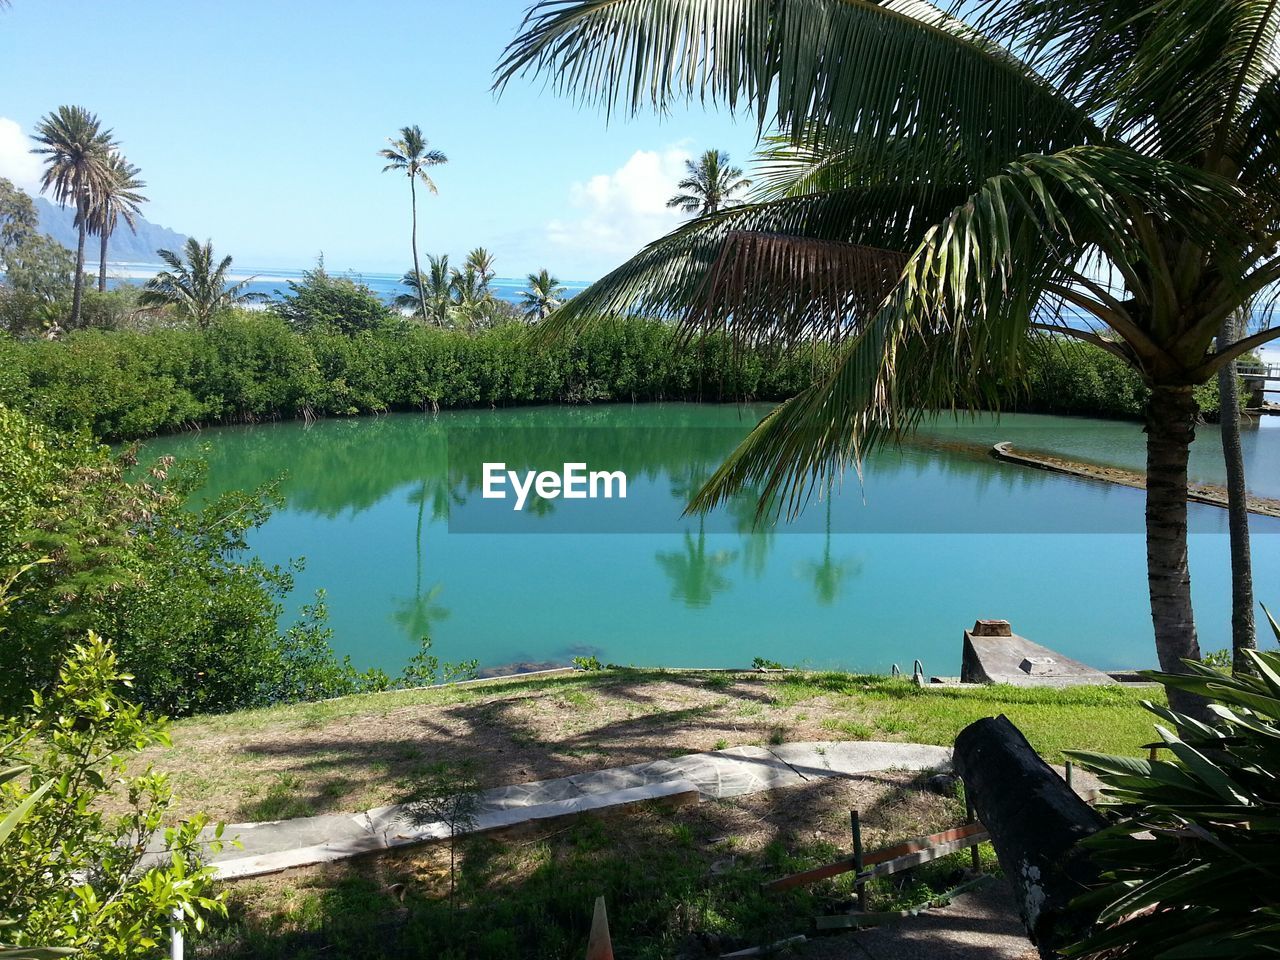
[[953, 715, 1105, 959]]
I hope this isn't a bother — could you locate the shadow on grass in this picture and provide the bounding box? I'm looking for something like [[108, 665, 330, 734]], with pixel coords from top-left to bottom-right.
[[197, 774, 974, 960]]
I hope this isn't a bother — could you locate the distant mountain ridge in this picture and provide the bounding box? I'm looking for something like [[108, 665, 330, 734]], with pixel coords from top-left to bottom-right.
[[33, 196, 189, 264]]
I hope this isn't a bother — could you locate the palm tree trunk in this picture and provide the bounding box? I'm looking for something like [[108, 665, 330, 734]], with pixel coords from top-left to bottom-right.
[[98, 230, 109, 293], [71, 202, 88, 329], [410, 178, 429, 324], [1145, 384, 1206, 717], [1217, 313, 1256, 675]]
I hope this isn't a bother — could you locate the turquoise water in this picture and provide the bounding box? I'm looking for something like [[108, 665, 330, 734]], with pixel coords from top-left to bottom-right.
[[141, 405, 1280, 677]]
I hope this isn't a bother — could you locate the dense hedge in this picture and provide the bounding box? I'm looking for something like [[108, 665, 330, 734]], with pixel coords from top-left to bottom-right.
[[0, 314, 817, 441], [0, 312, 1218, 443]]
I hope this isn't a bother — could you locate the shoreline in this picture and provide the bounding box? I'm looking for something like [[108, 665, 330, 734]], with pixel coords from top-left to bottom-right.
[[990, 441, 1280, 519]]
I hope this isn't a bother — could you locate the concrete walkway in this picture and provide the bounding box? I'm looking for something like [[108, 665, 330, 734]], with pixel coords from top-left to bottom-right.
[[200, 740, 953, 880]]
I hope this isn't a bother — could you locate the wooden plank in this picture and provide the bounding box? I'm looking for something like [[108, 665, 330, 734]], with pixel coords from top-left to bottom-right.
[[763, 822, 987, 892], [862, 822, 986, 867], [586, 896, 614, 960], [762, 855, 859, 892], [855, 831, 989, 881]]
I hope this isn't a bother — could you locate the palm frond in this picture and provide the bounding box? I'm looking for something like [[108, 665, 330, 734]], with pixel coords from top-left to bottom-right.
[[686, 146, 1244, 518], [497, 0, 1094, 179]]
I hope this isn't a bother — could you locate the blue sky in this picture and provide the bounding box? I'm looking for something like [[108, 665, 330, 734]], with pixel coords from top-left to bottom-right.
[[0, 0, 759, 280]]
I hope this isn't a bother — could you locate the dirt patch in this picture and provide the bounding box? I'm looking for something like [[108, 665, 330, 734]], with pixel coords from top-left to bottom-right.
[[148, 672, 888, 821]]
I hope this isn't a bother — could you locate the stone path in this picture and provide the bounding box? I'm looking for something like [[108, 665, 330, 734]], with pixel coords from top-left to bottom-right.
[[199, 740, 953, 880]]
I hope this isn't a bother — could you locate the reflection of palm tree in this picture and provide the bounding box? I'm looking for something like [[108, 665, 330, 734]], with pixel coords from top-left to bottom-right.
[[655, 531, 737, 608], [799, 495, 859, 606], [726, 484, 774, 579], [392, 583, 451, 642]]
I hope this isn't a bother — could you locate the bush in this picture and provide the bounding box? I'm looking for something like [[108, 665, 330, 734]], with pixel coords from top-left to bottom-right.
[[272, 261, 394, 335], [0, 403, 464, 716], [0, 631, 226, 956], [1066, 608, 1280, 958]]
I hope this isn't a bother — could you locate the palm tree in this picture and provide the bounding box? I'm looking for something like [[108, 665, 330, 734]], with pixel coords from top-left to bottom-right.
[[1218, 313, 1255, 674], [465, 247, 496, 291], [30, 105, 115, 328], [521, 269, 567, 321], [498, 0, 1280, 714], [380, 126, 447, 323], [450, 263, 498, 329], [87, 152, 146, 293], [666, 149, 751, 216], [138, 238, 264, 328], [396, 254, 455, 325]]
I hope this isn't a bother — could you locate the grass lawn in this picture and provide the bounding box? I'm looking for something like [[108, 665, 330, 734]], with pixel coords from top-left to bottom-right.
[[150, 669, 1163, 823]]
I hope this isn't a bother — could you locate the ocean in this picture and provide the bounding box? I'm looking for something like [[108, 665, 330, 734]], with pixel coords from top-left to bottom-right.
[[101, 261, 593, 308]]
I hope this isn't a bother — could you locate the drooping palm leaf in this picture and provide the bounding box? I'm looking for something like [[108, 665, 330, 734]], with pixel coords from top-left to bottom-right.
[[497, 0, 1096, 180]]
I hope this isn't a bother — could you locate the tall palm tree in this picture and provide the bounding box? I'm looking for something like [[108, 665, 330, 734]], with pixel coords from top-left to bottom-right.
[[521, 268, 567, 321], [30, 105, 115, 328], [379, 126, 447, 323], [498, 0, 1280, 714], [87, 152, 146, 293], [666, 149, 751, 216], [138, 238, 265, 329], [1218, 313, 1255, 673]]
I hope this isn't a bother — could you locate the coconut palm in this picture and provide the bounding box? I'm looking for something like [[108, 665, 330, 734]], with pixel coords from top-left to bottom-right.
[[379, 126, 447, 322], [30, 105, 115, 328], [498, 0, 1280, 714], [465, 247, 496, 291], [396, 254, 455, 325], [666, 149, 751, 216], [450, 264, 498, 329], [86, 152, 146, 293], [521, 269, 567, 321], [138, 238, 264, 329]]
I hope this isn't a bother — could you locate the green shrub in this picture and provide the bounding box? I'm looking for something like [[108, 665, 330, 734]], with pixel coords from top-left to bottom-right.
[[0, 404, 441, 715], [1066, 609, 1280, 958], [272, 261, 394, 335], [0, 632, 226, 956]]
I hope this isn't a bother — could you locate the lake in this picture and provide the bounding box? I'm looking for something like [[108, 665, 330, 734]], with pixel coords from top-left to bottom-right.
[[141, 405, 1280, 678]]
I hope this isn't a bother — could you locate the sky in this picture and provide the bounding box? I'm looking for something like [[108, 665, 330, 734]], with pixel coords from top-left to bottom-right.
[[0, 0, 761, 280]]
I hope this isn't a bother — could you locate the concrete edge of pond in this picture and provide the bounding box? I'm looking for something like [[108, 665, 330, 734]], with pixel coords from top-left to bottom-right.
[[990, 440, 1280, 518]]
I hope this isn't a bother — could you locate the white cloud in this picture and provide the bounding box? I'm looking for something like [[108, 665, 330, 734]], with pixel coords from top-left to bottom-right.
[[0, 117, 43, 193], [546, 146, 691, 277]]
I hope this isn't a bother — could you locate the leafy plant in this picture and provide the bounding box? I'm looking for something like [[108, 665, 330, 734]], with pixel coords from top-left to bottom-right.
[[572, 655, 603, 672], [1065, 605, 1280, 958], [0, 633, 226, 956], [752, 657, 784, 671]]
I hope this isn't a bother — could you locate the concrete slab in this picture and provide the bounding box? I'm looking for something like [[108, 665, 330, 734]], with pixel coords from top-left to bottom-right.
[[960, 620, 1114, 687], [179, 739, 985, 882], [769, 741, 952, 780], [667, 746, 807, 798]]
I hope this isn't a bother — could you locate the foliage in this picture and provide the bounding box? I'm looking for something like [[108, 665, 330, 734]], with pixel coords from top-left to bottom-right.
[[272, 259, 392, 334], [0, 177, 37, 258], [1, 235, 74, 306], [0, 404, 446, 716], [1066, 611, 1280, 958], [397, 249, 510, 330], [666, 149, 751, 216], [139, 239, 266, 329], [0, 313, 1163, 444], [751, 657, 784, 670], [571, 655, 603, 672], [520, 269, 566, 321], [0, 632, 226, 957]]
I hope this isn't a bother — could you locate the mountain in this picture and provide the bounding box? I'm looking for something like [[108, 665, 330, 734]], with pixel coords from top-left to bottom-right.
[[33, 196, 189, 264]]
